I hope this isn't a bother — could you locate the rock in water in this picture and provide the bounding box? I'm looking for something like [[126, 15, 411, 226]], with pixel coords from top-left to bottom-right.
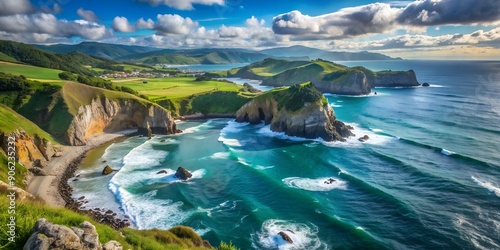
[[235, 83, 353, 141], [358, 135, 370, 142], [102, 165, 115, 175], [422, 82, 430, 87], [278, 231, 294, 244], [174, 167, 192, 180], [157, 170, 168, 174]]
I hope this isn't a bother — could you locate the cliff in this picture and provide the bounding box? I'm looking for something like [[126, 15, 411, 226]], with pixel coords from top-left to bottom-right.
[[228, 58, 420, 95], [235, 83, 353, 141], [67, 97, 178, 146], [371, 70, 419, 88]]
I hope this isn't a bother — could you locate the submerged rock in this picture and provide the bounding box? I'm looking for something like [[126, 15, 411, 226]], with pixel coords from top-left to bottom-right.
[[174, 167, 192, 181], [102, 165, 115, 175], [157, 170, 168, 174], [358, 135, 370, 142], [278, 231, 294, 244]]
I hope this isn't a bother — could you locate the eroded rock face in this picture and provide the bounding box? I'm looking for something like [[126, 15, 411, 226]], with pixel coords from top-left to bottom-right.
[[0, 130, 56, 169], [24, 218, 122, 250], [371, 70, 419, 88], [66, 98, 178, 146], [236, 98, 353, 142]]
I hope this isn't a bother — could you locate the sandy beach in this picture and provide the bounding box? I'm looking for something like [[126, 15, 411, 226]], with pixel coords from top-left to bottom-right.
[[27, 129, 138, 207]]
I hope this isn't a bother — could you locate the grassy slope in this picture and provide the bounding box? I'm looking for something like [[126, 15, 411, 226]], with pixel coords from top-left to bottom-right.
[[0, 52, 17, 62], [0, 104, 56, 141], [0, 61, 63, 80], [112, 77, 242, 101], [0, 195, 218, 250]]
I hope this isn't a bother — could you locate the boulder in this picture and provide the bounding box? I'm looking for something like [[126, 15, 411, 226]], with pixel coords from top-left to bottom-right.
[[358, 135, 370, 142], [278, 231, 294, 244], [103, 241, 122, 250], [174, 167, 192, 181], [102, 165, 115, 175], [30, 167, 47, 176], [422, 82, 430, 87], [23, 218, 83, 250]]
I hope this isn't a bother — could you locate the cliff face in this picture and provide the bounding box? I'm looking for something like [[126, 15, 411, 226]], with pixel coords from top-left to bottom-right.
[[371, 70, 419, 87], [66, 98, 177, 146], [235, 84, 353, 141], [0, 131, 56, 168]]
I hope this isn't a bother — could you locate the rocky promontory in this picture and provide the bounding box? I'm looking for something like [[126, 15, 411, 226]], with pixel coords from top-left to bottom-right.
[[235, 83, 353, 141]]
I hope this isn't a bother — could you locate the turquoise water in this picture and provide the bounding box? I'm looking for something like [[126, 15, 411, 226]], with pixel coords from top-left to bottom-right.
[[71, 60, 500, 249]]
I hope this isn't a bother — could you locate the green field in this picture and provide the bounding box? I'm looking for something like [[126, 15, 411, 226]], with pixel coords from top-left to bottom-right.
[[0, 61, 62, 80], [112, 77, 242, 101]]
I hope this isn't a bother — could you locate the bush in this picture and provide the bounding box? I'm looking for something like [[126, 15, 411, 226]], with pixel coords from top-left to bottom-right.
[[58, 71, 77, 81], [120, 86, 138, 95]]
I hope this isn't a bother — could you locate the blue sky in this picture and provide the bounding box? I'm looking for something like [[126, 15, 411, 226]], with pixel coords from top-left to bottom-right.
[[0, 0, 499, 59]]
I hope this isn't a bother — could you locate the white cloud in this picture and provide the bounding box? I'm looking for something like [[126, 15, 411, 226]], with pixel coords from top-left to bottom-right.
[[77, 8, 99, 22], [154, 14, 198, 35], [112, 16, 136, 33], [273, 0, 500, 40], [136, 18, 154, 29], [137, 0, 224, 10], [0, 13, 109, 41], [273, 3, 401, 39], [0, 0, 34, 16]]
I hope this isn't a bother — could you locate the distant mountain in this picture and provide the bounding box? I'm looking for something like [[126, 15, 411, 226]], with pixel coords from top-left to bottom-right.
[[36, 42, 159, 60], [260, 45, 401, 61], [0, 40, 120, 76], [119, 48, 270, 65]]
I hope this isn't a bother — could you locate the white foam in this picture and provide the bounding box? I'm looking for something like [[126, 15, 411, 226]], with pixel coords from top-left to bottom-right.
[[198, 200, 238, 217], [323, 123, 393, 148], [195, 228, 211, 236], [122, 142, 169, 169], [338, 168, 349, 176], [237, 157, 251, 166], [255, 165, 275, 170], [256, 125, 311, 142], [211, 152, 231, 159], [371, 128, 384, 133], [150, 169, 206, 185], [472, 176, 500, 197], [441, 148, 455, 156], [252, 219, 327, 250], [330, 104, 343, 108], [218, 136, 243, 147], [220, 120, 250, 135], [182, 120, 213, 134], [282, 177, 347, 191]]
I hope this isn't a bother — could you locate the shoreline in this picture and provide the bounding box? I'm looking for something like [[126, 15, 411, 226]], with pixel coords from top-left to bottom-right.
[[27, 129, 138, 227]]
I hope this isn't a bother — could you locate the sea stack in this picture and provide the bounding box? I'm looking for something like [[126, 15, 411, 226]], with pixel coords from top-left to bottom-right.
[[174, 167, 192, 180], [235, 83, 353, 141]]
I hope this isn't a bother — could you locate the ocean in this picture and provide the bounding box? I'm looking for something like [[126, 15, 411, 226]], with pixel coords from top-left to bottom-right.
[[70, 60, 500, 249]]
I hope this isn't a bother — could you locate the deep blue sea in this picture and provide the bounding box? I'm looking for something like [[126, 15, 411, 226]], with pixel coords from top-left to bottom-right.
[[71, 60, 500, 249]]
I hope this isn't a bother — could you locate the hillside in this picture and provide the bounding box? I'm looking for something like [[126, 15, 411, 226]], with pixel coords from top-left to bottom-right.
[[0, 40, 123, 76], [228, 58, 419, 95], [36, 41, 159, 59], [120, 48, 269, 65], [260, 45, 401, 61]]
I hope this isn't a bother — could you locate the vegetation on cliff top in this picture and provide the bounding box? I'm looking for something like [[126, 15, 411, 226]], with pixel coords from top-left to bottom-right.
[[0, 194, 237, 249], [256, 82, 327, 111]]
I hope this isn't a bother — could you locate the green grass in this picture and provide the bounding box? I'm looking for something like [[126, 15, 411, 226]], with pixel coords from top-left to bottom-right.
[[112, 77, 242, 101], [0, 52, 17, 62], [0, 153, 27, 189], [0, 194, 219, 250], [0, 104, 56, 142], [0, 61, 62, 80]]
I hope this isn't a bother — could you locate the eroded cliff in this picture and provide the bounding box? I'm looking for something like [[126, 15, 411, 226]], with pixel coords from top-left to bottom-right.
[[235, 83, 353, 141], [66, 98, 178, 146]]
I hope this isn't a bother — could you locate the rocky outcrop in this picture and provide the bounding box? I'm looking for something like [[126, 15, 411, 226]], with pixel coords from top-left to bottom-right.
[[235, 84, 353, 141], [24, 218, 122, 250], [66, 98, 178, 146], [278, 231, 294, 244], [174, 167, 192, 181], [371, 70, 419, 88], [102, 165, 115, 175], [0, 130, 57, 169]]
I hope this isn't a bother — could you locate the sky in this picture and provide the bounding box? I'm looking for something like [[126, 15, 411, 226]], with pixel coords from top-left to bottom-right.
[[0, 0, 498, 59]]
